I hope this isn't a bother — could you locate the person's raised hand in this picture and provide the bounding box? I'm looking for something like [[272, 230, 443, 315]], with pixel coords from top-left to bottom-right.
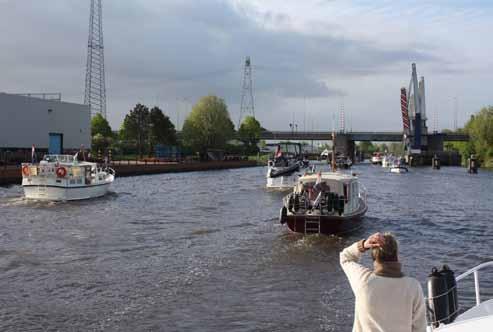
[[364, 232, 384, 249]]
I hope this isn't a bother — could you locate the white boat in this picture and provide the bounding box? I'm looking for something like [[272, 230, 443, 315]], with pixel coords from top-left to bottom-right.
[[266, 143, 309, 190], [390, 165, 408, 173], [382, 155, 394, 168], [427, 261, 493, 331], [279, 171, 367, 234], [371, 152, 383, 165], [21, 154, 115, 201]]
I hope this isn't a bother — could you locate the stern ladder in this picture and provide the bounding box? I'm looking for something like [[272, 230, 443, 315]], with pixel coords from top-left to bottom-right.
[[304, 215, 321, 234]]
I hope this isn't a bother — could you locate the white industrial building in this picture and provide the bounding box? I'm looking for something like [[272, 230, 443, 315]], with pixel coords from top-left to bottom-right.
[[0, 92, 90, 154]]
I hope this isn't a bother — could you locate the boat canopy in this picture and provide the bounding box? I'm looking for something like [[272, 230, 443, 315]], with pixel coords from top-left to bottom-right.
[[295, 173, 357, 195]]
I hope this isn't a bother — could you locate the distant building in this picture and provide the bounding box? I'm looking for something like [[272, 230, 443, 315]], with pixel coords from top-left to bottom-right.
[[0, 93, 90, 154]]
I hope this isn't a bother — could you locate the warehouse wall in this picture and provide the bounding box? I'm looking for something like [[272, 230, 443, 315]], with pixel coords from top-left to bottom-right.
[[0, 93, 90, 150]]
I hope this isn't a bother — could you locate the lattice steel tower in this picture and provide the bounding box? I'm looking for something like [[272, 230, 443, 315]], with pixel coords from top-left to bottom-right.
[[84, 0, 107, 118], [238, 56, 255, 128]]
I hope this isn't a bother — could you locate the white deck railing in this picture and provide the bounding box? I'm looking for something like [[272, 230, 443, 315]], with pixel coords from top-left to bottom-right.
[[455, 261, 493, 306], [427, 261, 493, 331]]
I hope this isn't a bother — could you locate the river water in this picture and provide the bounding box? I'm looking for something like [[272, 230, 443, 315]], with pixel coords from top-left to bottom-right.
[[0, 164, 492, 331]]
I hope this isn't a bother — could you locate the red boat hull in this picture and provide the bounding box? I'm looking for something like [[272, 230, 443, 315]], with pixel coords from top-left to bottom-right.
[[285, 215, 364, 235], [281, 198, 367, 235]]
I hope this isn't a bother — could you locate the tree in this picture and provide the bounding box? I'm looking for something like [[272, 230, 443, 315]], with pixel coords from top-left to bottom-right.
[[444, 106, 493, 166], [91, 113, 113, 137], [358, 141, 376, 154], [149, 106, 177, 153], [182, 95, 234, 158], [120, 103, 150, 158], [238, 116, 262, 154], [91, 133, 112, 154], [90, 113, 113, 152]]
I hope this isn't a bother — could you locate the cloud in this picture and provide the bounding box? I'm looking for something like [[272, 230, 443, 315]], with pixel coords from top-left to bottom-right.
[[0, 0, 490, 131]]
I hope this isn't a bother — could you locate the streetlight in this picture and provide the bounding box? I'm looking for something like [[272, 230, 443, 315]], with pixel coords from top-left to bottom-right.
[[289, 123, 293, 135]]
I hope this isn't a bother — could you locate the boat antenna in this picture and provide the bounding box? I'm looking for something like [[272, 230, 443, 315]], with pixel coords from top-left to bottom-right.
[[331, 131, 337, 171]]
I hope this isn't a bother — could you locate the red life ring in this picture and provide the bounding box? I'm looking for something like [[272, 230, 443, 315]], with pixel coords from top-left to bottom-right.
[[22, 165, 30, 177], [56, 167, 67, 178]]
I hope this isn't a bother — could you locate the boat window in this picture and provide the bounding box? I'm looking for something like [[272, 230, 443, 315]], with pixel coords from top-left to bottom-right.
[[70, 179, 76, 185], [77, 179, 82, 184]]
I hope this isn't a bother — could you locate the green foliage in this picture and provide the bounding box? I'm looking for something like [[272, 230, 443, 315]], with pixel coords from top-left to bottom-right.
[[90, 114, 113, 152], [91, 113, 113, 137], [445, 106, 493, 167], [120, 103, 151, 158], [182, 95, 235, 157], [149, 106, 177, 151], [387, 142, 405, 155], [91, 133, 112, 154], [238, 116, 262, 154], [358, 141, 376, 154]]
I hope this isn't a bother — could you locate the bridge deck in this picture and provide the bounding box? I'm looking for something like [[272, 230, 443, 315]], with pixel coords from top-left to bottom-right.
[[258, 131, 469, 142]]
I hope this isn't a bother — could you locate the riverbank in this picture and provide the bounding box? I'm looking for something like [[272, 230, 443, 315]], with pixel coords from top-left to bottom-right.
[[0, 160, 260, 185]]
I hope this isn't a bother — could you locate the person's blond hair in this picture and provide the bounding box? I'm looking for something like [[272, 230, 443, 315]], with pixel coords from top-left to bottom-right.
[[371, 232, 399, 262]]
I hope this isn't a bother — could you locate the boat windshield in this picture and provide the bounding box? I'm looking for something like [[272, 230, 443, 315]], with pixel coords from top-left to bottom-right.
[[43, 155, 75, 163], [267, 143, 301, 157]]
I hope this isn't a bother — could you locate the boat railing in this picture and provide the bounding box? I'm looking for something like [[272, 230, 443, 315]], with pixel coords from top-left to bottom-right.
[[455, 261, 493, 306], [426, 261, 493, 331], [104, 167, 115, 176]]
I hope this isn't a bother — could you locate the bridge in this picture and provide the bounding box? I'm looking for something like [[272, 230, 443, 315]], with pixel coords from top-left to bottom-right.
[[259, 130, 469, 142]]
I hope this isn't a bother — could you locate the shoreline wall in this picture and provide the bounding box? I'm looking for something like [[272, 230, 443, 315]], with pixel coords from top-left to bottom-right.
[[0, 160, 260, 186]]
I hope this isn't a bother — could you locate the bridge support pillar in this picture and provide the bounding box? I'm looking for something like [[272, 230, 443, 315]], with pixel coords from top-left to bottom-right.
[[334, 134, 355, 161]]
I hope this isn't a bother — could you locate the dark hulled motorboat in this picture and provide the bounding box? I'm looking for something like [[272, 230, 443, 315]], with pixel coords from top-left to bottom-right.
[[279, 172, 367, 235], [266, 143, 309, 190]]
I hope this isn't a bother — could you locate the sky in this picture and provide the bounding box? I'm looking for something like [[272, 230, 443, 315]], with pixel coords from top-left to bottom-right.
[[0, 0, 492, 131]]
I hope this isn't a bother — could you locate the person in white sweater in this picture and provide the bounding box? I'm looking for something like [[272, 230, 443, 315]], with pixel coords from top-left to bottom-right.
[[340, 232, 427, 332]]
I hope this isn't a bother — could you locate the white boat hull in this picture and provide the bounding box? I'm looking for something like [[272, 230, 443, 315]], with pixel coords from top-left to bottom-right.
[[390, 167, 408, 173], [23, 182, 112, 201], [23, 181, 112, 201], [266, 174, 299, 190]]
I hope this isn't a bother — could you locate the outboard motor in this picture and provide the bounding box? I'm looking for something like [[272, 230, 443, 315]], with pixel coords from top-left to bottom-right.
[[427, 266, 459, 327]]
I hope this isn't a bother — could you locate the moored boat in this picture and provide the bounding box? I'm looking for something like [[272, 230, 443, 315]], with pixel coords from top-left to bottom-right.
[[279, 172, 367, 235], [21, 154, 115, 201]]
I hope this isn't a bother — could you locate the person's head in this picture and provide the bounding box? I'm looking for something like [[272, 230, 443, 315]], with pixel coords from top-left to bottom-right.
[[371, 232, 399, 262]]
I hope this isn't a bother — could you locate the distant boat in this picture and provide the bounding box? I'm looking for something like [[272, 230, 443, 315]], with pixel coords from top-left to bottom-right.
[[371, 152, 383, 165], [22, 154, 115, 201], [390, 160, 408, 174], [279, 171, 367, 235], [266, 143, 309, 190]]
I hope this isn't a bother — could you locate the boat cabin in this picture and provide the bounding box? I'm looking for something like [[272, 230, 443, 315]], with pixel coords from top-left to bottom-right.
[[293, 173, 361, 214], [22, 154, 104, 186]]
